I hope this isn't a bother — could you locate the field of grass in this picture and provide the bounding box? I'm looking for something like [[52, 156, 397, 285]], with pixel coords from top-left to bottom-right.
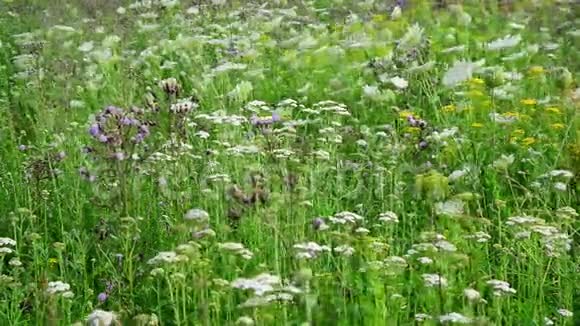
[[0, 0, 579, 325]]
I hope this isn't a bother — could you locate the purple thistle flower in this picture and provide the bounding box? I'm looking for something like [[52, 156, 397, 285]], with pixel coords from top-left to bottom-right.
[[104, 106, 122, 116], [89, 123, 101, 137], [312, 217, 326, 230], [97, 134, 108, 143], [97, 292, 108, 303]]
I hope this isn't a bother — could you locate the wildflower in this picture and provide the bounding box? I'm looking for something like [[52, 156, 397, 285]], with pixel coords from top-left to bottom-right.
[[147, 251, 185, 265], [312, 217, 329, 231], [486, 34, 521, 50], [555, 206, 578, 220], [231, 273, 280, 296], [415, 313, 432, 322], [492, 154, 515, 170], [422, 274, 448, 288], [333, 245, 355, 257], [184, 208, 209, 222], [489, 112, 517, 124], [87, 310, 117, 326], [97, 292, 108, 303], [442, 60, 483, 87], [293, 242, 331, 259], [557, 309, 573, 317], [250, 112, 281, 127], [434, 240, 457, 252], [521, 137, 536, 146], [553, 182, 567, 192], [442, 104, 456, 113], [355, 227, 370, 235], [435, 199, 465, 216], [398, 23, 424, 51], [158, 77, 180, 96], [0, 237, 16, 247], [389, 76, 408, 89], [448, 168, 470, 182], [378, 211, 399, 224], [417, 257, 433, 265], [384, 256, 408, 267], [236, 316, 255, 325], [506, 215, 545, 226], [463, 288, 482, 303], [544, 317, 554, 325], [520, 98, 537, 106], [8, 258, 22, 267], [548, 170, 574, 179], [550, 123, 565, 130], [465, 232, 491, 243], [330, 211, 364, 224], [544, 107, 561, 114], [218, 243, 254, 260], [528, 66, 545, 75], [439, 312, 472, 324], [486, 279, 516, 296], [170, 98, 198, 114], [46, 281, 71, 295]]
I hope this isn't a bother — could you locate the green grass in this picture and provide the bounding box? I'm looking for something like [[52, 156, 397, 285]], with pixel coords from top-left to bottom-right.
[[0, 0, 578, 325]]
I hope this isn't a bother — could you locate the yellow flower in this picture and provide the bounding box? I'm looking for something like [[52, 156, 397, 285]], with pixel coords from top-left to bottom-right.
[[520, 98, 537, 106], [405, 127, 421, 133], [503, 111, 521, 118], [471, 122, 484, 128], [48, 258, 58, 266], [512, 129, 525, 137], [522, 137, 536, 146], [550, 123, 565, 130], [470, 77, 485, 85], [468, 90, 485, 98], [399, 111, 416, 119], [545, 107, 561, 114], [529, 66, 545, 74], [442, 104, 456, 113]]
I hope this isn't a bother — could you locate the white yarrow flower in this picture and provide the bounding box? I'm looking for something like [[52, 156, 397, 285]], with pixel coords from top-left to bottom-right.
[[87, 310, 117, 326], [486, 34, 522, 51]]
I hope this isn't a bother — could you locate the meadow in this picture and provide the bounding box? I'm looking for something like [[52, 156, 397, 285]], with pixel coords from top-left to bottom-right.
[[0, 0, 578, 325]]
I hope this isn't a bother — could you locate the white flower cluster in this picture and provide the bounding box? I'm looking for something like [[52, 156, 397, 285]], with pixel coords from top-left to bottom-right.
[[329, 211, 364, 225], [46, 281, 74, 298], [294, 242, 331, 259], [218, 242, 254, 260], [486, 279, 516, 296], [378, 211, 398, 224], [0, 237, 16, 255]]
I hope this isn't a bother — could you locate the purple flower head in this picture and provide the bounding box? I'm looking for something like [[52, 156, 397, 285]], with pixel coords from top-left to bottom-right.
[[97, 134, 108, 143], [18, 144, 27, 151], [89, 123, 101, 137], [312, 217, 326, 230], [119, 116, 134, 126], [97, 292, 108, 303], [106, 281, 115, 292], [104, 106, 122, 116], [133, 133, 145, 143], [251, 112, 281, 127], [419, 140, 428, 149], [112, 152, 125, 161]]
